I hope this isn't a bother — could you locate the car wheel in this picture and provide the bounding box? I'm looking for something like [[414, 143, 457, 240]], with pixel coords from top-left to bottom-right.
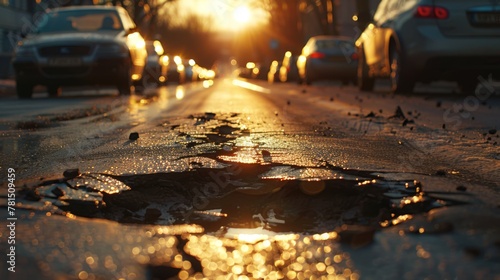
[[389, 47, 415, 94], [117, 65, 132, 96], [47, 85, 61, 97], [304, 72, 313, 85], [457, 79, 478, 94], [16, 81, 33, 99], [358, 48, 375, 91], [133, 78, 145, 94]]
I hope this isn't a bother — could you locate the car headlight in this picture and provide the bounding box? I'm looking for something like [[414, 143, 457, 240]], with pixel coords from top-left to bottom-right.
[[97, 43, 128, 55]]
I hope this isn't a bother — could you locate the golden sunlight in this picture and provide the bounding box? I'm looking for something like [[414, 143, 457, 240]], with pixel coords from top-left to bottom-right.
[[233, 6, 251, 24], [172, 0, 269, 32]]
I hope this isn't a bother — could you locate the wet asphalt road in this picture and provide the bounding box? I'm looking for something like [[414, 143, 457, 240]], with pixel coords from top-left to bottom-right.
[[0, 78, 499, 279]]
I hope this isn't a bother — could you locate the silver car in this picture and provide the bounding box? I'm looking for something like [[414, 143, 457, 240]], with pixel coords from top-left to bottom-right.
[[12, 6, 147, 98], [356, 0, 500, 93], [297, 35, 358, 85]]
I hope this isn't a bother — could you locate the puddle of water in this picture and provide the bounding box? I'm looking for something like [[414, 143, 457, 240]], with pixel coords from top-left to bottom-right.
[[10, 146, 468, 237]]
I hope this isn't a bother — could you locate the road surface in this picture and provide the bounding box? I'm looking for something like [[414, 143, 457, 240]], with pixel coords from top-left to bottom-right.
[[1, 78, 499, 279]]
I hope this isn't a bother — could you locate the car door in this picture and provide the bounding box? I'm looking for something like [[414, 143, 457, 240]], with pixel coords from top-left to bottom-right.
[[363, 0, 390, 71], [374, 0, 402, 75]]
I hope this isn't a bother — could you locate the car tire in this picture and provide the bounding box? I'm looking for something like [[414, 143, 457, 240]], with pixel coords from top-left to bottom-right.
[[389, 47, 415, 94], [16, 81, 33, 99], [47, 85, 61, 97], [117, 66, 132, 96], [304, 72, 313, 85], [358, 48, 375, 91]]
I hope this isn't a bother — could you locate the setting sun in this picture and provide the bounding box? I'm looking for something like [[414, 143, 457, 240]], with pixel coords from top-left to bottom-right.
[[233, 6, 251, 24], [168, 0, 270, 32]]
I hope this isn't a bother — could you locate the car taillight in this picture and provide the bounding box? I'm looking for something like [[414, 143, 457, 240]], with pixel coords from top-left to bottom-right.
[[350, 52, 359, 60], [415, 5, 449, 19], [309, 52, 325, 59]]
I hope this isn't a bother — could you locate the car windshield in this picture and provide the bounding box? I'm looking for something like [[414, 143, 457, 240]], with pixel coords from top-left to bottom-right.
[[36, 9, 123, 33]]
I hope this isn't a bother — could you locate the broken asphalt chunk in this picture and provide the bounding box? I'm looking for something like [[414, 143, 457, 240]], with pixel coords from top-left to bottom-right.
[[63, 168, 80, 179], [129, 132, 139, 140], [389, 106, 406, 119]]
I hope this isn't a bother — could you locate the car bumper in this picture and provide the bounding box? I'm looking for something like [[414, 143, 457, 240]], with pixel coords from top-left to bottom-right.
[[306, 59, 357, 80], [13, 56, 129, 86], [401, 25, 500, 80]]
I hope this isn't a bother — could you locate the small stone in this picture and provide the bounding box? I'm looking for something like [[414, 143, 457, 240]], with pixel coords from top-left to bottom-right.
[[365, 111, 376, 118], [456, 185, 467, 192], [330, 97, 334, 102], [129, 132, 139, 140], [389, 106, 406, 119], [262, 150, 271, 157], [51, 187, 66, 197], [287, 100, 291, 105], [488, 129, 497, 135], [63, 168, 80, 179], [23, 189, 41, 201]]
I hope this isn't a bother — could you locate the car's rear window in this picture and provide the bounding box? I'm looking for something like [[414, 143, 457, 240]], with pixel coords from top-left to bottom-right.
[[316, 39, 353, 50], [37, 9, 123, 33]]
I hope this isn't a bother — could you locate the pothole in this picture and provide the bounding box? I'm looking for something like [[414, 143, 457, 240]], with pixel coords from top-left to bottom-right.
[[13, 148, 468, 235]]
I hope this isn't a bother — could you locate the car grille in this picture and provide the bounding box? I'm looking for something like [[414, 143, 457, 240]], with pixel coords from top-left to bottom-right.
[[38, 46, 93, 57], [41, 66, 89, 76]]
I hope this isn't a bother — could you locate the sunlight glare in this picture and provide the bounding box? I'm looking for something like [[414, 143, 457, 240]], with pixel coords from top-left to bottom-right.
[[233, 6, 251, 24]]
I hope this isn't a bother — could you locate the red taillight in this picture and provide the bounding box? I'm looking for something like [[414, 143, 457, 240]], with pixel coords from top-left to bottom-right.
[[309, 52, 326, 59], [434, 7, 449, 19], [350, 52, 359, 60], [415, 5, 449, 19]]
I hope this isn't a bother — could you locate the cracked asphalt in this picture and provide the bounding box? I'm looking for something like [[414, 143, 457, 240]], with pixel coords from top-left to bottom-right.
[[1, 78, 499, 279]]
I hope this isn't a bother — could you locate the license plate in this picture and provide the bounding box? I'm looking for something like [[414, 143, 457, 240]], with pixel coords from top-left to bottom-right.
[[48, 57, 82, 67], [473, 13, 500, 25]]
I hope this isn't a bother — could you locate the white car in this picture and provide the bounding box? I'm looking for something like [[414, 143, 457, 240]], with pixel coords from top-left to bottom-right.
[[356, 0, 500, 93]]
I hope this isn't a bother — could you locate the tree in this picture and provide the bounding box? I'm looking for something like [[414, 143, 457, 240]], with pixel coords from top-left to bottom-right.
[[304, 0, 339, 36]]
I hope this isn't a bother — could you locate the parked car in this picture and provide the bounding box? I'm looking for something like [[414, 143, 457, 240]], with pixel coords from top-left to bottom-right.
[[165, 55, 185, 84], [355, 0, 500, 93], [143, 40, 166, 86], [267, 60, 282, 83], [238, 62, 260, 79], [12, 5, 147, 98], [297, 35, 358, 85], [279, 51, 300, 83]]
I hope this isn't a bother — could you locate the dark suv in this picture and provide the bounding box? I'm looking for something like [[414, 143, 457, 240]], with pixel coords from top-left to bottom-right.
[[12, 6, 147, 98]]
